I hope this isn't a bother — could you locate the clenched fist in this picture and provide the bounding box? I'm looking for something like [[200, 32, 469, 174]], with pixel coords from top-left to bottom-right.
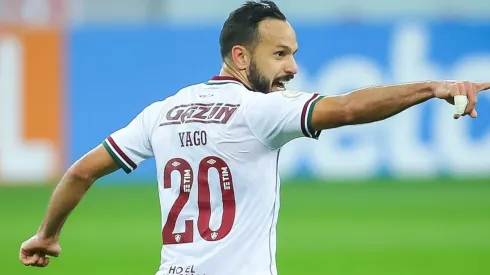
[[20, 235, 61, 267]]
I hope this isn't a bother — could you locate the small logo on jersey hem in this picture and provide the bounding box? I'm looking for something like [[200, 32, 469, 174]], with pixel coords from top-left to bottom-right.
[[160, 103, 240, 126]]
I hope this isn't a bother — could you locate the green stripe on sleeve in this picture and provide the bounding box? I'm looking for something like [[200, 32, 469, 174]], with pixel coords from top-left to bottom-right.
[[102, 140, 132, 174], [306, 95, 324, 139]]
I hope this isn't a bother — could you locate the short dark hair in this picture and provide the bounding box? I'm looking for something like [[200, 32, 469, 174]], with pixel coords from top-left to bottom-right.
[[219, 1, 286, 59]]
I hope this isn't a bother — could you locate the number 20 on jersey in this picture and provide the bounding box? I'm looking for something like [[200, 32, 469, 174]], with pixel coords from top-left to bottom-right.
[[162, 156, 236, 245]]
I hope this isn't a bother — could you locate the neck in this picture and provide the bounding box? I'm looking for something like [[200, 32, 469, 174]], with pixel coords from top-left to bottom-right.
[[219, 64, 252, 90]]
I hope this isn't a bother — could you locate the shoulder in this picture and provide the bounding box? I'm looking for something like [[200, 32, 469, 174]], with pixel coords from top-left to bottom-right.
[[244, 90, 315, 109], [142, 97, 172, 116]]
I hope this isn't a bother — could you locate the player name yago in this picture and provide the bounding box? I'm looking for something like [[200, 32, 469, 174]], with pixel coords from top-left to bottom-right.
[[161, 103, 239, 148]]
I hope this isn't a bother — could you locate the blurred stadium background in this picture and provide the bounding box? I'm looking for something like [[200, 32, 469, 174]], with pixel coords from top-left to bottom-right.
[[1, 0, 490, 274]]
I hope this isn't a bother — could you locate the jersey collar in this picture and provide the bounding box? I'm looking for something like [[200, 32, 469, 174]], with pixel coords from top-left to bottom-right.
[[206, 76, 253, 91]]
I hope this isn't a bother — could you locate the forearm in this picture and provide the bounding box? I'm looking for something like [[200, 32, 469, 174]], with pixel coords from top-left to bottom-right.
[[311, 81, 436, 130], [35, 145, 119, 240], [342, 81, 435, 124], [37, 169, 95, 240]]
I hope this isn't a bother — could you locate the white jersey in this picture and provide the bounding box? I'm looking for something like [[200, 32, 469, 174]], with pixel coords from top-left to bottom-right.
[[102, 76, 323, 275]]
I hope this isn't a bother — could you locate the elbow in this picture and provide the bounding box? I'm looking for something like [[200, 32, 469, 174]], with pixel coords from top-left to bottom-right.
[[312, 96, 357, 130], [65, 162, 97, 184], [328, 95, 358, 127]]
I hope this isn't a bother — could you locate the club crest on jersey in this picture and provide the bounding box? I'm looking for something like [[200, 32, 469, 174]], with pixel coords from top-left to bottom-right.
[[161, 103, 240, 126], [175, 234, 182, 243]]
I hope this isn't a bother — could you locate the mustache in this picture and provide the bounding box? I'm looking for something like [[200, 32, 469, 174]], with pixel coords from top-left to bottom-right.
[[273, 74, 294, 83]]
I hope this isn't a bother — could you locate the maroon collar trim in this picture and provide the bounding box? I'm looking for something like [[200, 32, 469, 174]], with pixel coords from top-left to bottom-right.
[[207, 76, 253, 91]]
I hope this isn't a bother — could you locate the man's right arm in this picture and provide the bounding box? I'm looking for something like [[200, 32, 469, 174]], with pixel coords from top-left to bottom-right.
[[20, 98, 160, 267], [36, 145, 120, 241], [21, 101, 160, 267], [310, 81, 489, 131], [20, 145, 123, 267], [36, 100, 160, 241]]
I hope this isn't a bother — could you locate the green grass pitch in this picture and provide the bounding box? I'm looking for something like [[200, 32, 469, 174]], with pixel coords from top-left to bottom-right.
[[1, 178, 490, 275]]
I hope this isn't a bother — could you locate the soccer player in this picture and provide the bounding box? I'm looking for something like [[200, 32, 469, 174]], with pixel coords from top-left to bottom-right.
[[20, 1, 489, 274]]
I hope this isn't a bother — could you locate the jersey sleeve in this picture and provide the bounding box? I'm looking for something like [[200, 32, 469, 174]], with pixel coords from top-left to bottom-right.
[[244, 90, 324, 149], [101, 102, 161, 174]]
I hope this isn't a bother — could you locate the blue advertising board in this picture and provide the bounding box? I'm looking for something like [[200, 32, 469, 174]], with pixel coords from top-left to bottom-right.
[[67, 20, 490, 181]]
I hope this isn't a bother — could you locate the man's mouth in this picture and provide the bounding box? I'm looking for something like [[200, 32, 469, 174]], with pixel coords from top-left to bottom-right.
[[272, 79, 289, 91]]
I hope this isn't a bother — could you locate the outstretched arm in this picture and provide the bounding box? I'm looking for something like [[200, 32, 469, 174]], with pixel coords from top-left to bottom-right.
[[310, 81, 490, 130]]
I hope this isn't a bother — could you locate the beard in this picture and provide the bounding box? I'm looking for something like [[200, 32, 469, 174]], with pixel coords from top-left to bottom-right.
[[247, 58, 294, 94], [247, 58, 271, 94]]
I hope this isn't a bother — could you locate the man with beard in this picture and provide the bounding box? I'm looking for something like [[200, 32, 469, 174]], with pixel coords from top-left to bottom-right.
[[19, 1, 490, 275]]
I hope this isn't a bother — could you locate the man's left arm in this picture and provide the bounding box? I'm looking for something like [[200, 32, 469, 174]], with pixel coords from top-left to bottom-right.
[[310, 81, 490, 131]]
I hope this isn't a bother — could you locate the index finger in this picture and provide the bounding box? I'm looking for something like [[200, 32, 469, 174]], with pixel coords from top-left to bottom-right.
[[19, 249, 28, 263], [475, 82, 490, 92], [20, 247, 34, 257], [464, 81, 477, 115]]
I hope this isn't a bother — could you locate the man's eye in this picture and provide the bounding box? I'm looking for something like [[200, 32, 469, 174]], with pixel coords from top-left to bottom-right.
[[275, 51, 285, 57]]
